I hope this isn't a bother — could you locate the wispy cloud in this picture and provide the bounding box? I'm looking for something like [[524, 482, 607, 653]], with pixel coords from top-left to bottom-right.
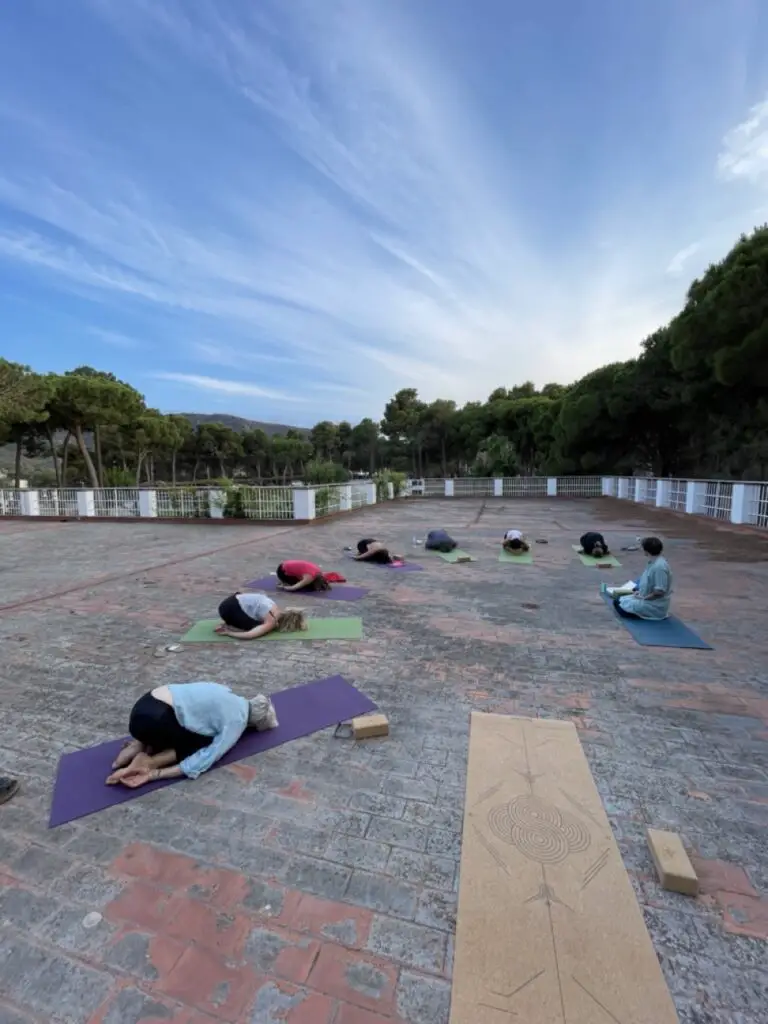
[[666, 242, 701, 276], [0, 1, 766, 422], [717, 96, 768, 185], [89, 327, 142, 349], [153, 373, 303, 402]]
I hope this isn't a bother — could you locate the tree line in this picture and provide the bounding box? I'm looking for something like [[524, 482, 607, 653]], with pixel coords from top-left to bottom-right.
[[1, 225, 766, 488]]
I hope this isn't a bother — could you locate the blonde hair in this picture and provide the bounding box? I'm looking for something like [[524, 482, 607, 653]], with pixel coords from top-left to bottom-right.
[[275, 608, 308, 632]]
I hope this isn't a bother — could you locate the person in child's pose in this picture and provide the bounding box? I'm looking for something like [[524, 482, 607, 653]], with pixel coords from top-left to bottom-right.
[[579, 531, 610, 558], [216, 592, 306, 639], [276, 559, 330, 591], [106, 683, 278, 787], [502, 529, 530, 554], [354, 539, 402, 564]]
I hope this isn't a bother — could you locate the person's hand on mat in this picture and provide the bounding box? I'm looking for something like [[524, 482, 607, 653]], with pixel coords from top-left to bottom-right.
[[214, 624, 230, 634], [119, 769, 154, 789], [111, 739, 143, 770]]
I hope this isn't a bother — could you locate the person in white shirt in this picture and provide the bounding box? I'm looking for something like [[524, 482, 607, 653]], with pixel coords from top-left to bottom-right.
[[215, 592, 306, 640], [502, 529, 530, 555]]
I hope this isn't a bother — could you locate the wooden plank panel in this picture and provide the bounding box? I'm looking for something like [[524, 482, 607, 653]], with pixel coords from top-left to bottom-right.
[[450, 713, 679, 1024]]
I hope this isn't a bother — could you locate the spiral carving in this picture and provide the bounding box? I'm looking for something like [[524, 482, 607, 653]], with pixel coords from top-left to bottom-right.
[[487, 794, 590, 864]]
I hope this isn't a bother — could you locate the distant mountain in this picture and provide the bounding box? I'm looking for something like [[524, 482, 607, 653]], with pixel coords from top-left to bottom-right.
[[179, 413, 308, 436]]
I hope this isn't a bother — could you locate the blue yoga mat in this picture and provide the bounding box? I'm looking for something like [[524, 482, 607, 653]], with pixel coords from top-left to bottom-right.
[[600, 589, 712, 649]]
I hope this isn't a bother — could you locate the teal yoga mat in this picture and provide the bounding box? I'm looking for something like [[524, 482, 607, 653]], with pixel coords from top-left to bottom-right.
[[600, 588, 712, 649]]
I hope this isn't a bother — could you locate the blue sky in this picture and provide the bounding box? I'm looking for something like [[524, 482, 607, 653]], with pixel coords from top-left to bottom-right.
[[1, 0, 767, 427]]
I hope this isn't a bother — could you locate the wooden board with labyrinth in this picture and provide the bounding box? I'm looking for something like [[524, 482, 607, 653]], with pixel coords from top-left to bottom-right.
[[450, 713, 679, 1024]]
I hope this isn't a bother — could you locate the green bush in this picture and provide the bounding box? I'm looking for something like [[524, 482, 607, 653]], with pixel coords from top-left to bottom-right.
[[304, 461, 350, 484], [374, 470, 407, 500], [103, 467, 137, 487]]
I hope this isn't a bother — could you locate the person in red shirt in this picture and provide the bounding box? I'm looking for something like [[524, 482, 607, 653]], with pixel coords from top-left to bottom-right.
[[276, 559, 330, 592]]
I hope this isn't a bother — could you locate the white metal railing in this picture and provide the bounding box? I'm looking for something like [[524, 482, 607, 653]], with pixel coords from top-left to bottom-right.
[[2, 478, 767, 528], [556, 476, 602, 497], [94, 488, 141, 518], [703, 480, 733, 521], [751, 484, 768, 528], [503, 477, 548, 497], [0, 482, 378, 522], [0, 490, 23, 516], [669, 479, 687, 512]]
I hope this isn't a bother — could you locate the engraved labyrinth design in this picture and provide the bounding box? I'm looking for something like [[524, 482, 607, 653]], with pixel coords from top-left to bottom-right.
[[488, 794, 591, 864]]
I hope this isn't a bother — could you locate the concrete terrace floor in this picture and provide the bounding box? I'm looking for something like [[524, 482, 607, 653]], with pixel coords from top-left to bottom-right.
[[0, 498, 767, 1024]]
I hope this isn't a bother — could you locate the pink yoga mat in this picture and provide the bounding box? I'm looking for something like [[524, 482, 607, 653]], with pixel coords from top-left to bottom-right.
[[244, 576, 368, 601], [49, 676, 377, 827]]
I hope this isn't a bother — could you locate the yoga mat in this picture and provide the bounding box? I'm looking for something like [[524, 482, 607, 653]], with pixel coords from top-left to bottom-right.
[[498, 549, 533, 564], [180, 617, 363, 643], [572, 544, 622, 568], [428, 549, 476, 563], [451, 713, 680, 1024], [243, 577, 368, 601], [49, 676, 377, 827], [600, 588, 712, 649], [344, 553, 423, 571]]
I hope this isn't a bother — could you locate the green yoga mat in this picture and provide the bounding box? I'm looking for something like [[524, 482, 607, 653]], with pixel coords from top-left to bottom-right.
[[180, 617, 363, 643], [428, 549, 476, 563], [572, 545, 622, 568], [499, 549, 533, 564]]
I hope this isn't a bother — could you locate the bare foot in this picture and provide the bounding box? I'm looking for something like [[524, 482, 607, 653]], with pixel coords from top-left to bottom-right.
[[112, 740, 143, 770]]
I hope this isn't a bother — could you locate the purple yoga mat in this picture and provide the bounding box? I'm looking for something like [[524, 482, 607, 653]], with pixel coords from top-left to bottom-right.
[[344, 553, 423, 571], [49, 676, 377, 828], [244, 576, 368, 601]]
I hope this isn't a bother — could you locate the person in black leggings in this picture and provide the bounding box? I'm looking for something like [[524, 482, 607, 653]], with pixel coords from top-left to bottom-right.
[[107, 683, 279, 787], [355, 539, 399, 563]]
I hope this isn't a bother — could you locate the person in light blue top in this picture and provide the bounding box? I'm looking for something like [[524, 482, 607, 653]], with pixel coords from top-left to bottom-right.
[[614, 537, 672, 620], [106, 682, 278, 788]]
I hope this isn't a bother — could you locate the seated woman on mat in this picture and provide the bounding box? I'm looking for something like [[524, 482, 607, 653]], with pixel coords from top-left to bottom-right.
[[613, 537, 672, 620], [276, 559, 330, 592], [502, 529, 530, 555], [106, 683, 278, 788], [216, 592, 307, 640], [579, 531, 610, 558], [354, 538, 402, 563]]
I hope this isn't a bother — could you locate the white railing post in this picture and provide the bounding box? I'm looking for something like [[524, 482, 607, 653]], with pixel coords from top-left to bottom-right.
[[633, 478, 645, 502], [601, 477, 614, 496], [685, 481, 706, 515], [387, 482, 395, 500], [656, 479, 670, 508], [617, 478, 629, 499], [340, 485, 352, 512], [445, 479, 454, 497], [20, 490, 40, 516], [730, 483, 759, 525], [547, 478, 557, 497], [76, 490, 95, 517], [364, 481, 377, 505], [293, 488, 316, 521], [493, 479, 503, 497], [209, 489, 226, 519], [139, 490, 158, 518]]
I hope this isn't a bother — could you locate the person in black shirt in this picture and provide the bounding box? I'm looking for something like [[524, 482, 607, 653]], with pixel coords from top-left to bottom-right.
[[579, 531, 609, 558]]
